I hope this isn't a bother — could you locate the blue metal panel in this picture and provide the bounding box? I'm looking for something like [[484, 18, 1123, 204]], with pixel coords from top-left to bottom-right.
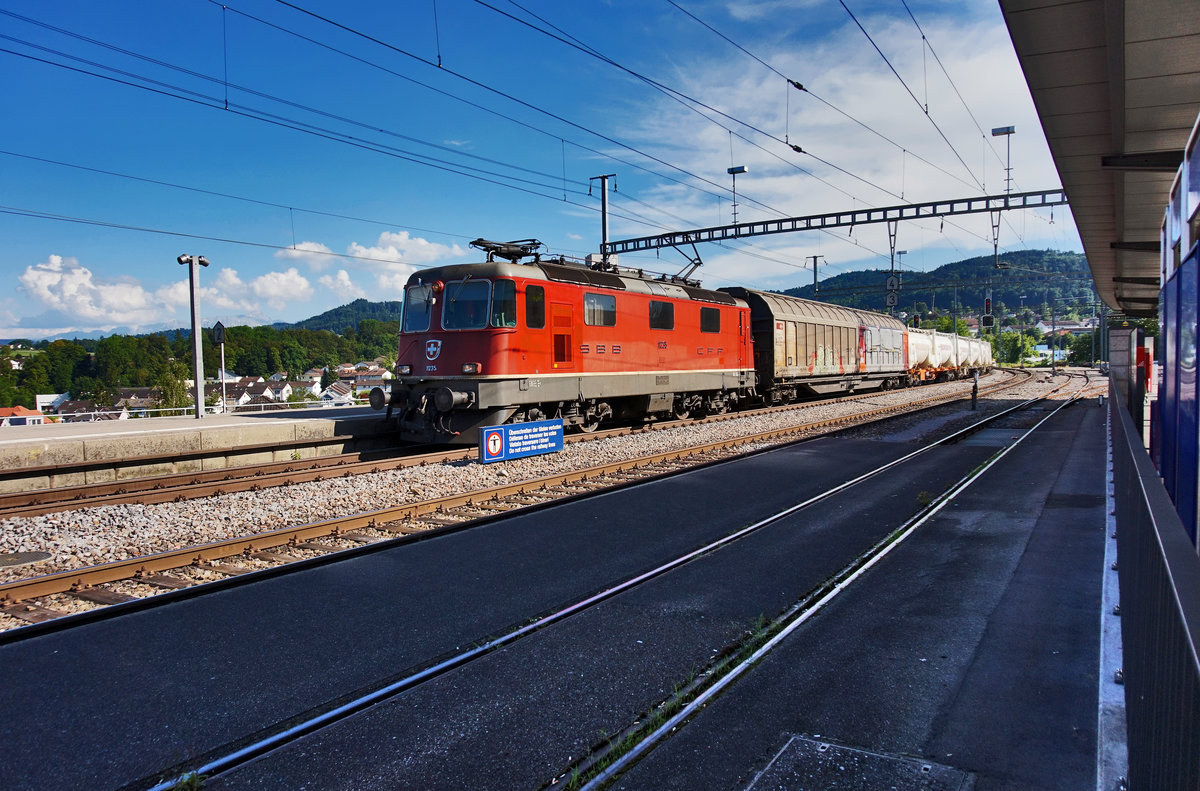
[[478, 419, 564, 463], [1163, 268, 1179, 504], [1176, 250, 1198, 542]]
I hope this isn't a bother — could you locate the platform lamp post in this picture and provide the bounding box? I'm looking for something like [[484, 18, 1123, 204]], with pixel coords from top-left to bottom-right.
[[991, 126, 1015, 195], [727, 165, 746, 224], [177, 254, 209, 419]]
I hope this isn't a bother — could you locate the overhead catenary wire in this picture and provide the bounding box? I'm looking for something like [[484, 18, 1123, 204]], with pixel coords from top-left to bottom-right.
[[0, 203, 676, 275], [268, 0, 791, 217], [474, 0, 923, 215], [4, 5, 1012, 283], [1, 5, 744, 235], [0, 27, 593, 196], [837, 0, 984, 192], [658, 2, 983, 252], [665, 0, 975, 193], [208, 2, 734, 213], [899, 0, 1011, 177], [0, 149, 481, 243], [1, 25, 827, 272], [894, 0, 1027, 244], [0, 40, 684, 237], [469, 0, 985, 264]]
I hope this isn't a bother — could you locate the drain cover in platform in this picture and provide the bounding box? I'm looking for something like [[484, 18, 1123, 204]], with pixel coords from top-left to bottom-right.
[[748, 735, 971, 790]]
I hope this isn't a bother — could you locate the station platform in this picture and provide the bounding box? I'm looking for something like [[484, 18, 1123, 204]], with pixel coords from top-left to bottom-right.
[[0, 405, 387, 488], [0, 399, 1116, 790]]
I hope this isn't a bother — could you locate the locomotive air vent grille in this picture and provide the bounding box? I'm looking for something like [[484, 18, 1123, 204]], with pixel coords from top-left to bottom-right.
[[681, 285, 738, 305], [539, 262, 628, 290]]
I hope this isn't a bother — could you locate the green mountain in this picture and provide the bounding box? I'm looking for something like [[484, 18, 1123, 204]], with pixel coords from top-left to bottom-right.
[[286, 298, 404, 332], [783, 249, 1094, 318]]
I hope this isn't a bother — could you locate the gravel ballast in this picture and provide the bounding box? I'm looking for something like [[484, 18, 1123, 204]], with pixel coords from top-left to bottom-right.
[[0, 371, 1082, 587]]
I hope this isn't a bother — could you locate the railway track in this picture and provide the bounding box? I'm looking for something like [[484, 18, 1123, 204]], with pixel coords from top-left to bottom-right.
[[0, 368, 1040, 630], [126, 369, 1090, 791], [0, 370, 1030, 519]]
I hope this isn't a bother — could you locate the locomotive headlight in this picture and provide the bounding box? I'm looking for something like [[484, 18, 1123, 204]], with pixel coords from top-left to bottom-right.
[[397, 364, 412, 375], [461, 362, 481, 374]]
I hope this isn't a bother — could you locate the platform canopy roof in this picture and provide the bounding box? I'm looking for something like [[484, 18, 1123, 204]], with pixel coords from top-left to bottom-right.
[[1000, 0, 1200, 317]]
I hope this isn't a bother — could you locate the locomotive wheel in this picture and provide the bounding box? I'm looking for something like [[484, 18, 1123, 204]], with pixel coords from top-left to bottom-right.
[[578, 415, 600, 433], [673, 404, 690, 420]]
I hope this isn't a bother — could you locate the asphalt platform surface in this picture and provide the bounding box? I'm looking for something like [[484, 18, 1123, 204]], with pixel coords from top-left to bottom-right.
[[0, 400, 1107, 790]]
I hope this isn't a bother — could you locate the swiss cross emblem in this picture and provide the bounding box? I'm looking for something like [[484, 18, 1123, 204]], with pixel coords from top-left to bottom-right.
[[425, 340, 442, 360]]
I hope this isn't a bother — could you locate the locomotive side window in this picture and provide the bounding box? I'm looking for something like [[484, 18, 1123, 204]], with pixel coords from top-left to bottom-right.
[[403, 284, 433, 333], [700, 306, 720, 333], [525, 285, 546, 329], [442, 279, 490, 330], [491, 279, 517, 328], [649, 300, 674, 330], [584, 293, 617, 327]]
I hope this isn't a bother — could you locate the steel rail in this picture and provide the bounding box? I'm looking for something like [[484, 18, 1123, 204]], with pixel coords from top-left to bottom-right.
[[142, 373, 1051, 791], [0, 370, 1031, 609], [576, 390, 1084, 790], [0, 372, 1024, 517]]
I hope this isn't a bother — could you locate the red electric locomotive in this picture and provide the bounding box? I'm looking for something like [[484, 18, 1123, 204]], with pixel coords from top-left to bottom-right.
[[373, 239, 755, 442]]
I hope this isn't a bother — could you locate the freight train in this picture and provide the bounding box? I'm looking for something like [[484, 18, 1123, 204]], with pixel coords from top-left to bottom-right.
[[370, 239, 993, 443]]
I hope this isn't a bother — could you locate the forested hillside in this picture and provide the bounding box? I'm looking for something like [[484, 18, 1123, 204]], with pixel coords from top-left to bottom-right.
[[786, 249, 1094, 318], [287, 299, 404, 332]]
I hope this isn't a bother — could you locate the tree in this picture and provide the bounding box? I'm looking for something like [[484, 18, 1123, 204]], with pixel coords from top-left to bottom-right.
[[156, 360, 192, 410], [933, 315, 971, 337], [1067, 332, 1097, 366], [999, 331, 1038, 366]]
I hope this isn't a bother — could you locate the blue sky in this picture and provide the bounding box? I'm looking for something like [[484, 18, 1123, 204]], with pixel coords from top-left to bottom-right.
[[0, 0, 1081, 339]]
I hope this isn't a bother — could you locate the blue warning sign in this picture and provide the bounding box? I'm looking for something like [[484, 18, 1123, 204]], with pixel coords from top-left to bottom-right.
[[479, 419, 564, 463]]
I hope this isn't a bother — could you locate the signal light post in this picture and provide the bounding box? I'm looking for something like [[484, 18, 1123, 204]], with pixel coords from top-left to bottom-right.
[[177, 254, 209, 419]]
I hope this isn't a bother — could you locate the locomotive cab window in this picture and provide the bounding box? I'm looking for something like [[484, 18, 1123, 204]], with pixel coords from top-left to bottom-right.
[[700, 306, 720, 333], [649, 300, 674, 330], [584, 292, 617, 327], [403, 283, 433, 333], [491, 279, 517, 328], [525, 284, 545, 329], [442, 279, 490, 330]]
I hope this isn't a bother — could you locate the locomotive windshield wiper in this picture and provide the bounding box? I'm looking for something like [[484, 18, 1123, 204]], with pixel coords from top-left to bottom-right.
[[449, 274, 472, 304]]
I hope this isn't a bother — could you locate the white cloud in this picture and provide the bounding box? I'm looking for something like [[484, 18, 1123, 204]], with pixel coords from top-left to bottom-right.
[[274, 241, 337, 271], [251, 267, 314, 310], [610, 6, 1078, 289], [18, 255, 162, 326], [347, 231, 466, 265], [375, 271, 413, 296], [319, 269, 367, 301]]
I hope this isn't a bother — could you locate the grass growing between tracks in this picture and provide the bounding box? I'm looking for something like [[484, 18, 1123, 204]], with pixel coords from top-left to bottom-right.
[[549, 616, 774, 791], [547, 471, 975, 790], [168, 771, 206, 790]]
